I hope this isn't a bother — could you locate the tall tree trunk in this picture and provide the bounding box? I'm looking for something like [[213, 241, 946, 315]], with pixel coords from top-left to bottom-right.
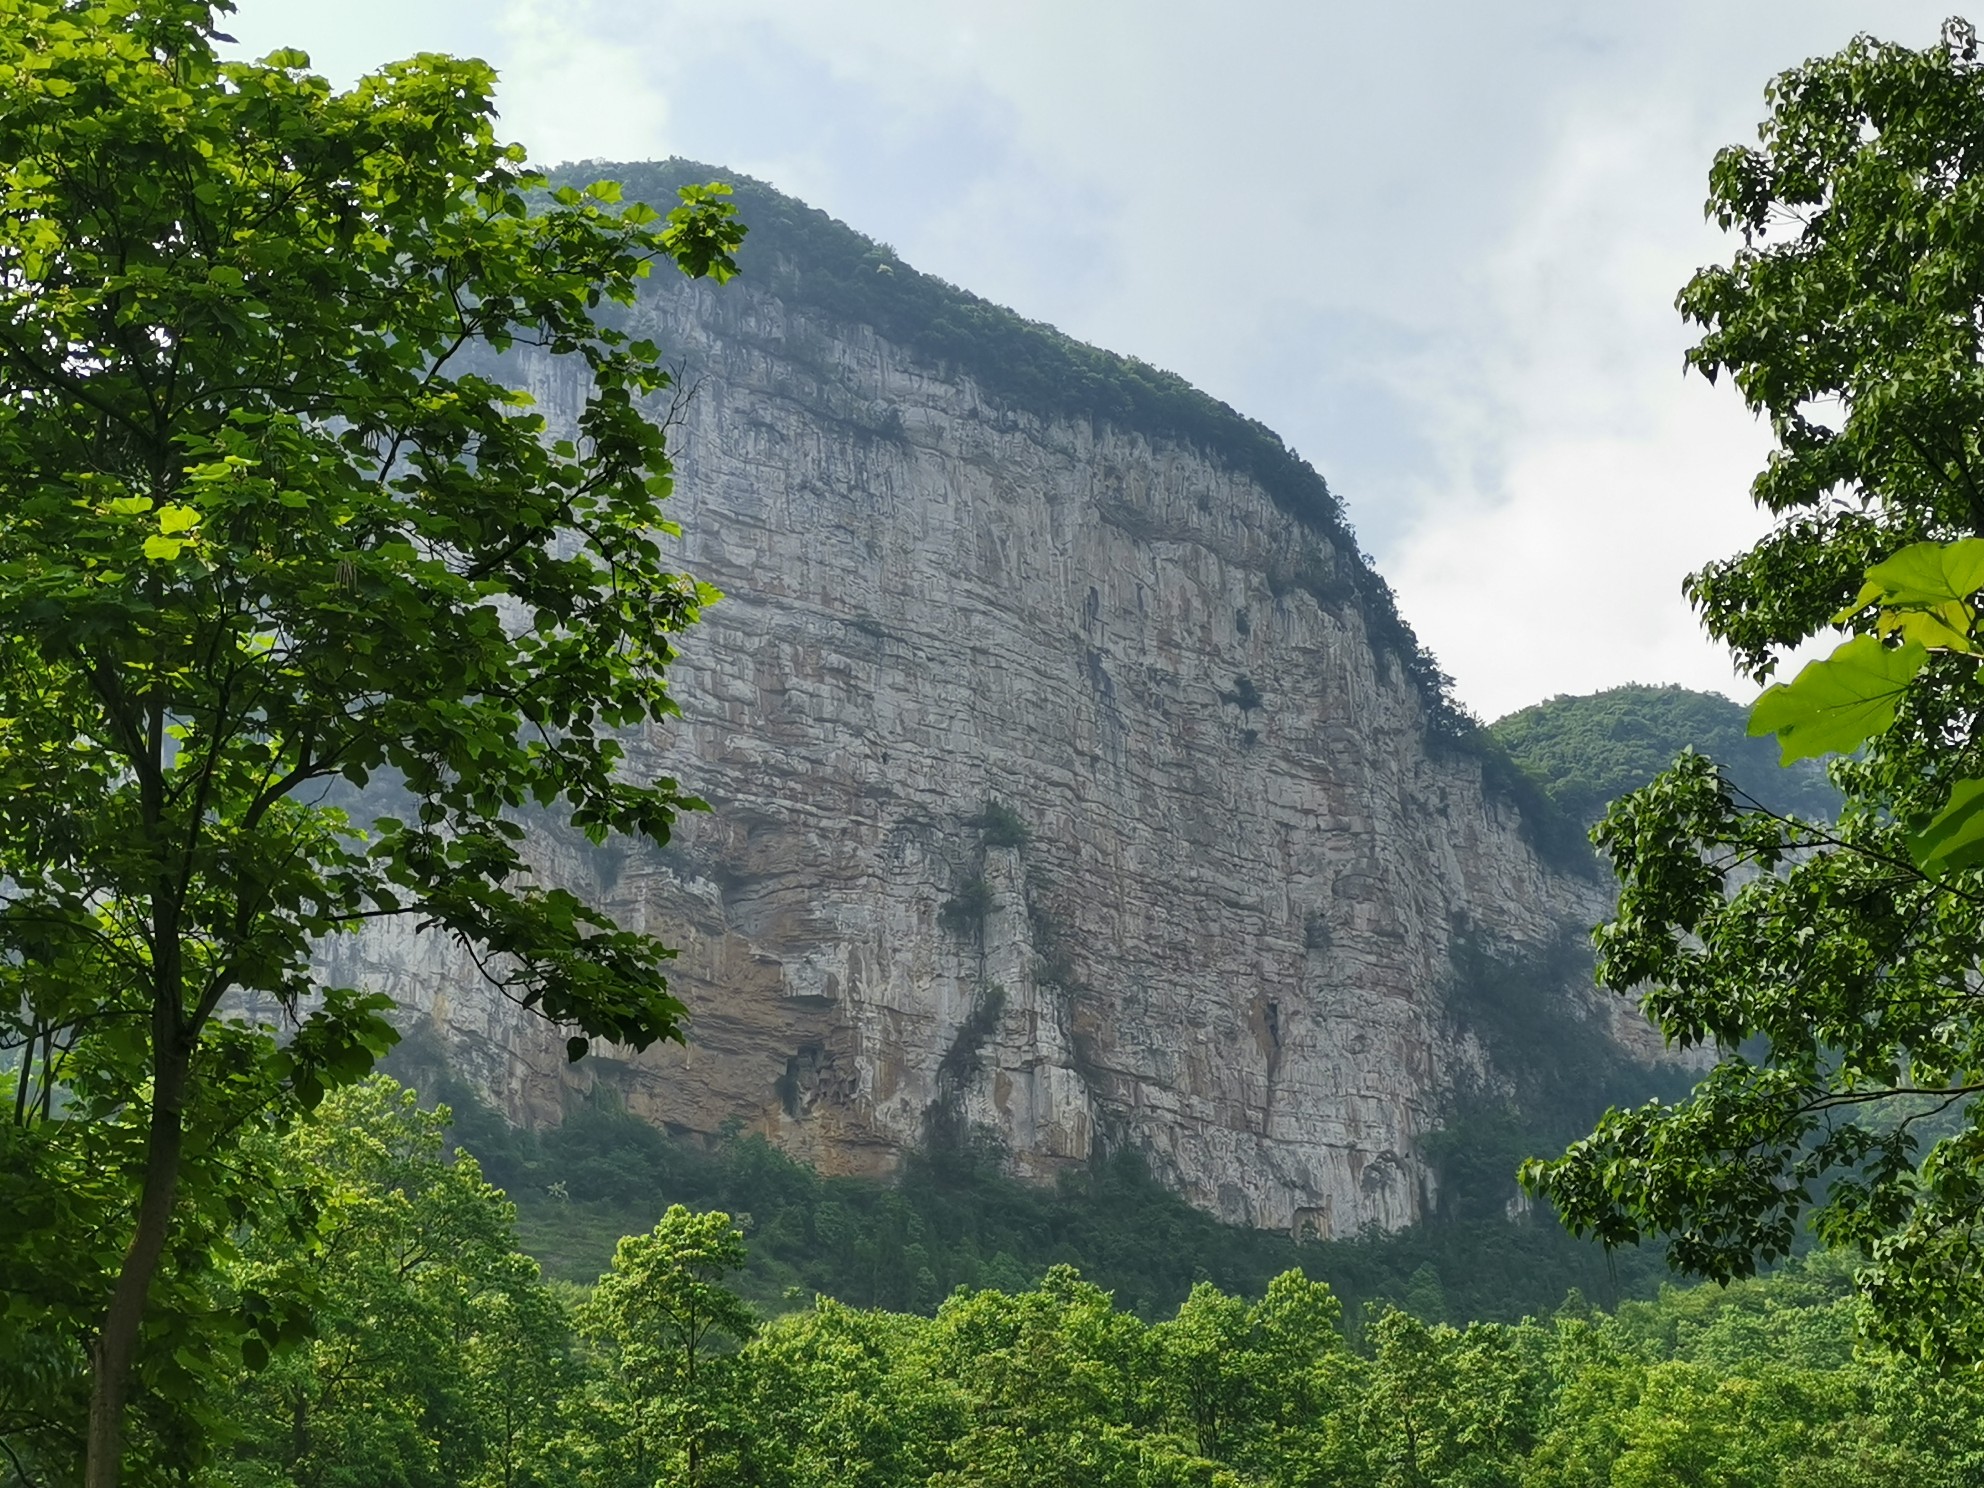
[[84, 1034, 189, 1488]]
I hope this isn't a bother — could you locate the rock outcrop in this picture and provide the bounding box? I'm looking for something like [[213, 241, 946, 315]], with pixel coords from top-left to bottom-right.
[[321, 169, 1650, 1237]]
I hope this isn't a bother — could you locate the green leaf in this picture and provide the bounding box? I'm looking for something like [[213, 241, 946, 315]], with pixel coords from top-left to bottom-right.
[[1747, 633, 1928, 763], [142, 535, 184, 561], [1862, 538, 1984, 608], [1909, 777, 1984, 874], [156, 504, 199, 535], [1882, 607, 1973, 652], [1849, 538, 1984, 651]]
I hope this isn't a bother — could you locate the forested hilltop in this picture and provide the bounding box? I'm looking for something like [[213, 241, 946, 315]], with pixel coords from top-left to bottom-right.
[[1489, 684, 1838, 827], [174, 1079, 1982, 1488]]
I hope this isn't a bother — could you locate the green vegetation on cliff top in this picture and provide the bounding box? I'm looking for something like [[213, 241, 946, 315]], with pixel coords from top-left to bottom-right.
[[1488, 683, 1838, 827], [566, 157, 1473, 741]]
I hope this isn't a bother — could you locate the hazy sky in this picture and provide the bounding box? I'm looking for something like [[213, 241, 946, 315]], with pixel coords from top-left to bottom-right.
[[229, 1, 1953, 717]]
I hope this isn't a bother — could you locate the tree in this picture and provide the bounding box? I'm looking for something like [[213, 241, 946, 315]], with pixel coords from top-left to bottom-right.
[[578, 1207, 757, 1488], [0, 2, 742, 1480], [1155, 1283, 1255, 1463], [1359, 1313, 1543, 1488], [919, 1266, 1175, 1488], [736, 1299, 959, 1488], [1521, 18, 1984, 1364], [212, 1079, 577, 1488]]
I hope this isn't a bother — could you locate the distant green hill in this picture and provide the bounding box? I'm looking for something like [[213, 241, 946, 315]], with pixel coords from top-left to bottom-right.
[[1488, 684, 1838, 829]]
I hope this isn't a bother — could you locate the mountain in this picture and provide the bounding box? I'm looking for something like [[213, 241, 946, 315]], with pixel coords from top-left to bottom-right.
[[1488, 684, 1839, 829], [325, 160, 1676, 1239]]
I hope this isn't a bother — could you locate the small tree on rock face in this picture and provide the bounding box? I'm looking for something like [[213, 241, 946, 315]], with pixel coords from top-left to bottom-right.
[[0, 2, 742, 1481]]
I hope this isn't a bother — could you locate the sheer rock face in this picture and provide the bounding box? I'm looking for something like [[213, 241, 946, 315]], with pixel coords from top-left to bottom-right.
[[326, 274, 1641, 1236]]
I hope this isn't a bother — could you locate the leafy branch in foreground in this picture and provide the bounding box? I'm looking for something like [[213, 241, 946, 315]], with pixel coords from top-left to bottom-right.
[[0, 1, 742, 1481], [1524, 19, 1984, 1368]]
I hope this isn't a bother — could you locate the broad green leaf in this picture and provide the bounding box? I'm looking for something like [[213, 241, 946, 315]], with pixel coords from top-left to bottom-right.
[[1863, 538, 1984, 607], [142, 534, 184, 560], [1746, 633, 1928, 762], [156, 504, 199, 535], [1832, 541, 1984, 649], [1908, 777, 1984, 874], [1880, 606, 1973, 651]]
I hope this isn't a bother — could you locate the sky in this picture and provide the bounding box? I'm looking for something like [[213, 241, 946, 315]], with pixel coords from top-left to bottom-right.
[[228, 1, 1955, 718]]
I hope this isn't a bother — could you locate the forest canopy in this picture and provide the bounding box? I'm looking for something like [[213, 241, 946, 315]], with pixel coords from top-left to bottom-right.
[[106, 1077, 1984, 1488], [1488, 685, 1839, 827]]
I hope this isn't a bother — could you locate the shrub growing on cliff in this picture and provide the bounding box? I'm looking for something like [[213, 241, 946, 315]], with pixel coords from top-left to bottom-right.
[[1222, 675, 1265, 713], [939, 877, 995, 935], [970, 800, 1031, 851], [0, 4, 741, 1479]]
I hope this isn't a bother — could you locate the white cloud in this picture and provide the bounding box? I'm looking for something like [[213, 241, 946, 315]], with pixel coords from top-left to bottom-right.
[[1380, 97, 1781, 717], [495, 0, 672, 166]]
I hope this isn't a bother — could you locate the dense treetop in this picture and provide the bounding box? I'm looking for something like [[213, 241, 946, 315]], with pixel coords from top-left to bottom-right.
[[92, 1077, 1984, 1488], [1526, 22, 1984, 1366], [1489, 684, 1839, 827], [0, 5, 738, 1481]]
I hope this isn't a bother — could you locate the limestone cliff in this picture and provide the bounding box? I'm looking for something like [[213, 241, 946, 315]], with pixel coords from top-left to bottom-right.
[[321, 165, 1653, 1237]]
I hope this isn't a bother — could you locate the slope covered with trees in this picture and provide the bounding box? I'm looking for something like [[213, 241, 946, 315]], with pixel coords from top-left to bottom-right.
[[42, 1077, 1972, 1488], [392, 1036, 1671, 1328], [1488, 685, 1837, 828]]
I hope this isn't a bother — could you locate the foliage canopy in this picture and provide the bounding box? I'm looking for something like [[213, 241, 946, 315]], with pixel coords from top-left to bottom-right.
[[1524, 20, 1984, 1366], [68, 1075, 1984, 1488], [0, 2, 740, 1479], [1487, 685, 1837, 828]]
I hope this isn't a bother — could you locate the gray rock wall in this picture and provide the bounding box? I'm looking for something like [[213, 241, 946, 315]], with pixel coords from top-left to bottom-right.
[[322, 273, 1641, 1236]]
